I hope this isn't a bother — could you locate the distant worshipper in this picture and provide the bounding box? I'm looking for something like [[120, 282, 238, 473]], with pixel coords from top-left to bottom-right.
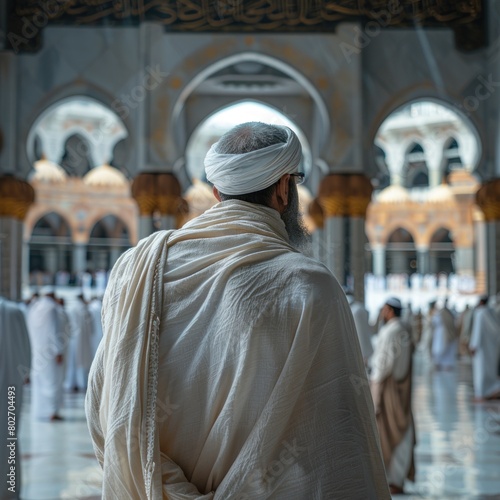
[[458, 304, 474, 356], [469, 296, 500, 402], [26, 287, 65, 421], [370, 297, 415, 495], [1, 297, 31, 499], [430, 299, 459, 370], [344, 287, 374, 365], [86, 122, 390, 499], [65, 294, 93, 392]]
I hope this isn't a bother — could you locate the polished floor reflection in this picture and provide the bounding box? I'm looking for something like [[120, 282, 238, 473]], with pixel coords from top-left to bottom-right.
[[18, 352, 500, 499]]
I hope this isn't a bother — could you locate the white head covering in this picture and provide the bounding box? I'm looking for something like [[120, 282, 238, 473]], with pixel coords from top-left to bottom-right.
[[204, 125, 302, 195], [40, 286, 55, 296], [386, 297, 402, 310]]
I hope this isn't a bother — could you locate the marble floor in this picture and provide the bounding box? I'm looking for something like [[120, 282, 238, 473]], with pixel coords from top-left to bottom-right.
[[17, 352, 500, 499]]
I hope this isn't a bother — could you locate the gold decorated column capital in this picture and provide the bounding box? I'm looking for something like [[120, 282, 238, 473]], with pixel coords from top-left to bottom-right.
[[317, 173, 373, 218], [476, 178, 500, 221], [0, 175, 35, 220], [132, 173, 189, 221], [131, 173, 157, 216]]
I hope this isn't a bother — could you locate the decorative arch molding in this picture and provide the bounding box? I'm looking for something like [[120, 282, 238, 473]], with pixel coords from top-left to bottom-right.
[[380, 223, 417, 247], [369, 91, 483, 180], [167, 50, 330, 159], [21, 82, 133, 175], [24, 208, 73, 241], [86, 211, 133, 243]]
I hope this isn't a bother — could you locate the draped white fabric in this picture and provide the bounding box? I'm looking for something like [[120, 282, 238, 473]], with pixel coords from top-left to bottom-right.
[[27, 297, 65, 419], [86, 200, 389, 499], [205, 126, 302, 195]]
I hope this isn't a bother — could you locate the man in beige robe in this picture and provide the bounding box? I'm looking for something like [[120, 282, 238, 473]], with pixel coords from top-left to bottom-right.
[[370, 297, 415, 495], [86, 122, 389, 499]]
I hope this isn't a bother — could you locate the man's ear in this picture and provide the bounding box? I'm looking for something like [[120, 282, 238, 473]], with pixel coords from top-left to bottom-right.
[[213, 186, 221, 202], [275, 175, 290, 209]]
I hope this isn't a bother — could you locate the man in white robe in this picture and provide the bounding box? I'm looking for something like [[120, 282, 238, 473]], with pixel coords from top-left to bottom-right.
[[26, 289, 65, 421], [430, 300, 458, 370], [345, 289, 374, 365], [1, 297, 31, 499], [469, 299, 500, 401], [86, 122, 389, 499], [65, 295, 94, 391], [370, 297, 415, 495]]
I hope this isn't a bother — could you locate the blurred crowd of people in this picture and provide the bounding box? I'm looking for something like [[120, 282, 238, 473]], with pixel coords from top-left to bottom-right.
[[20, 288, 103, 421]]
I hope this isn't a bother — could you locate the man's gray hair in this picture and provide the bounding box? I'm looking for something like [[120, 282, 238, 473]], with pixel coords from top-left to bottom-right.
[[215, 122, 288, 155]]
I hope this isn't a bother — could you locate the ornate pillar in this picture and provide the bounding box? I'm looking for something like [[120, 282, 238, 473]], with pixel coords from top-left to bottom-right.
[[132, 173, 189, 238], [0, 175, 35, 300], [474, 210, 487, 294], [156, 174, 189, 230], [317, 174, 372, 301], [131, 173, 157, 240], [72, 243, 87, 275], [308, 199, 325, 264], [416, 246, 430, 275], [476, 179, 500, 295], [372, 244, 386, 277]]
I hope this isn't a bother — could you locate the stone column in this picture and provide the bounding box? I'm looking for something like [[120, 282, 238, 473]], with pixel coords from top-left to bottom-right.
[[372, 245, 386, 277], [131, 173, 157, 240], [474, 213, 487, 294], [317, 174, 372, 300], [72, 243, 87, 275], [308, 199, 325, 263], [0, 175, 35, 300], [417, 246, 430, 275], [110, 247, 122, 268], [156, 173, 189, 230], [476, 179, 500, 296], [454, 247, 474, 275]]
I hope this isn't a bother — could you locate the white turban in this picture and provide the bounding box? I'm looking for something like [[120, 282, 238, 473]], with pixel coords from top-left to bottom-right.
[[204, 125, 302, 195]]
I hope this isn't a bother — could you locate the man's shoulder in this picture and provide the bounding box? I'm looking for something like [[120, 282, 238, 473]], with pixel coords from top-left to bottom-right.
[[271, 252, 341, 295]]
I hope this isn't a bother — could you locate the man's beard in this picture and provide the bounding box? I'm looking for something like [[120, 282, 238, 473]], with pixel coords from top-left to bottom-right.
[[281, 181, 312, 255]]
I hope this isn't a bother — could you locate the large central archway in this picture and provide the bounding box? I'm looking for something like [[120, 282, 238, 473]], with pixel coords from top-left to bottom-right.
[[185, 100, 312, 183]]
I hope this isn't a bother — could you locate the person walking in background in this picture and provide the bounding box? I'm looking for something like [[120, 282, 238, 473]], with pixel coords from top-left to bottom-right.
[[430, 300, 458, 370], [458, 304, 474, 356], [65, 294, 93, 392], [370, 297, 415, 495], [1, 296, 31, 499], [26, 287, 65, 421]]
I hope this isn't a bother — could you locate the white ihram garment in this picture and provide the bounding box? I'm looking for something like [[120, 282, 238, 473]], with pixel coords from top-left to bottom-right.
[[27, 297, 65, 419], [469, 306, 500, 399], [86, 200, 389, 500], [1, 298, 31, 499]]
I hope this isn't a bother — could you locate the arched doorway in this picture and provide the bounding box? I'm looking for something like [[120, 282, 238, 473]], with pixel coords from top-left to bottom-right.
[[386, 228, 417, 276], [29, 212, 72, 286], [185, 100, 312, 183], [430, 228, 455, 275], [87, 215, 131, 273], [404, 142, 429, 188]]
